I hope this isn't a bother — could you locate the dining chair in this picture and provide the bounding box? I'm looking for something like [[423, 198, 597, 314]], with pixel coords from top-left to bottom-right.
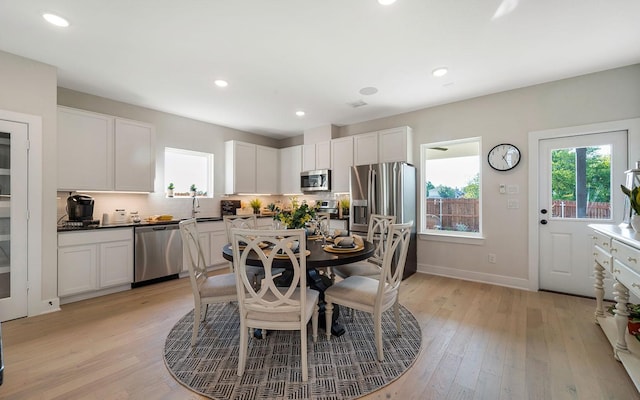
[[324, 221, 413, 361], [332, 214, 396, 279], [223, 215, 274, 289], [230, 227, 319, 381], [179, 218, 237, 347]]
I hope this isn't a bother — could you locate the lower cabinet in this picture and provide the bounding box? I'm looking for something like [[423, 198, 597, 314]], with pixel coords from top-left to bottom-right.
[[182, 221, 228, 272], [58, 228, 133, 302]]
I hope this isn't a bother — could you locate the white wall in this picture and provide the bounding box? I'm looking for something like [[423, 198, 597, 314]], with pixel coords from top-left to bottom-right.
[[0, 50, 58, 307], [338, 64, 640, 289]]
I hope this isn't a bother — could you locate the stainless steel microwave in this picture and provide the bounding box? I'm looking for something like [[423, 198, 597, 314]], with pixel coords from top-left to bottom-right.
[[300, 169, 331, 192]]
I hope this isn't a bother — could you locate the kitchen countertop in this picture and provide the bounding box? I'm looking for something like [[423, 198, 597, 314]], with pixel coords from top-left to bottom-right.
[[57, 216, 224, 232]]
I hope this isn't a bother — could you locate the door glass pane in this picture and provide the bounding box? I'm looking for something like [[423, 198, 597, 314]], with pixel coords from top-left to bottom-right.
[[550, 145, 611, 219], [0, 132, 9, 298]]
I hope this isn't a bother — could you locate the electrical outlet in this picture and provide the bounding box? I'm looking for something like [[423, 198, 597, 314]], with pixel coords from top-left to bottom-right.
[[488, 253, 497, 264]]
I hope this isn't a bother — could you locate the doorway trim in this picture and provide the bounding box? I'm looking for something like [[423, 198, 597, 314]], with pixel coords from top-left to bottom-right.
[[528, 118, 640, 292], [0, 109, 43, 318]]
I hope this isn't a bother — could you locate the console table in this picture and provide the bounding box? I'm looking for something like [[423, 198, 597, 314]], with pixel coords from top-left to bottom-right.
[[590, 223, 640, 391]]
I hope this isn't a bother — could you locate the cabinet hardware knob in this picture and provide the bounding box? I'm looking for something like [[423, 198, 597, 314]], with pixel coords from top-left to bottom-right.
[[603, 243, 609, 247], [611, 248, 617, 252], [633, 283, 640, 289], [628, 257, 637, 263], [603, 260, 609, 264], [613, 268, 620, 273]]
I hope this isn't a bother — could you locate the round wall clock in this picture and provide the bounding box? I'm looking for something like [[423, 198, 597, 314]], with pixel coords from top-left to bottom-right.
[[488, 143, 521, 171]]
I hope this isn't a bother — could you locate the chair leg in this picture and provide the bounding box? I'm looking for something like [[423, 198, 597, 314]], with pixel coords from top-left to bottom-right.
[[202, 303, 209, 321], [394, 300, 402, 335], [325, 302, 333, 340], [374, 312, 384, 361], [301, 324, 308, 381], [312, 303, 319, 343], [238, 321, 248, 377], [191, 302, 201, 347]]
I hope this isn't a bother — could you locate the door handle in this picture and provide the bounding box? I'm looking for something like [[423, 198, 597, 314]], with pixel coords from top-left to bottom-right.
[[540, 219, 548, 225], [541, 209, 548, 214]]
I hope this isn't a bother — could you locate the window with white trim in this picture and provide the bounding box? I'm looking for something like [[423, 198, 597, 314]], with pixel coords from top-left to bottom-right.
[[420, 138, 481, 236], [164, 147, 213, 197]]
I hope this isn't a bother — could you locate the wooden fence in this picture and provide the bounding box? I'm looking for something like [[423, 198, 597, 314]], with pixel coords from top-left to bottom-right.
[[425, 198, 611, 231], [425, 198, 479, 232], [551, 200, 611, 219]]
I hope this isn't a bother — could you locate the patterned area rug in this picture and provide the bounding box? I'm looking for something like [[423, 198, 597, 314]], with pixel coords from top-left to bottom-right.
[[164, 302, 422, 400]]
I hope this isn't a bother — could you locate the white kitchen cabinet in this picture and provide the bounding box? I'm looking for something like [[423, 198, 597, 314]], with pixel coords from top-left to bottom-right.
[[256, 145, 279, 194], [280, 145, 302, 194], [330, 136, 353, 193], [379, 126, 413, 164], [58, 228, 133, 301], [302, 141, 331, 171], [57, 106, 156, 192], [353, 132, 379, 166], [183, 221, 228, 272], [225, 140, 279, 194], [353, 126, 413, 166], [58, 106, 114, 191], [114, 118, 155, 192]]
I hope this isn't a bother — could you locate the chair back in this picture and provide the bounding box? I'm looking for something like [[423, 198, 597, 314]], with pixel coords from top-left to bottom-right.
[[179, 218, 207, 299], [377, 221, 413, 303], [223, 215, 258, 242], [230, 228, 308, 318], [368, 214, 396, 264]]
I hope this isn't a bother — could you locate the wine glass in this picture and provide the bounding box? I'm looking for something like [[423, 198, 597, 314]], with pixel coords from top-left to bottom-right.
[[319, 219, 330, 247]]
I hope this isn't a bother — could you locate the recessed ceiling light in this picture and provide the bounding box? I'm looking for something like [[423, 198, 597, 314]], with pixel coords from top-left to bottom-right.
[[359, 87, 378, 96], [432, 67, 448, 77], [42, 13, 70, 27], [214, 79, 228, 88], [296, 110, 305, 117], [378, 0, 397, 5]]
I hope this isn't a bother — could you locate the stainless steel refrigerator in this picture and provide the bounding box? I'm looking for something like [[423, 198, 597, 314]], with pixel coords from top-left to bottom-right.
[[349, 162, 417, 279]]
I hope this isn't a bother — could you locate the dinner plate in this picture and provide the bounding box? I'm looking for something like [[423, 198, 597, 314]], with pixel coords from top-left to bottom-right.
[[323, 244, 364, 253], [273, 249, 311, 259], [233, 242, 269, 250]]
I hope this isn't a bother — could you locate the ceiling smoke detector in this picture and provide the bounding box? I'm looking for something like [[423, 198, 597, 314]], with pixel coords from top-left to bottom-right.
[[347, 100, 368, 108]]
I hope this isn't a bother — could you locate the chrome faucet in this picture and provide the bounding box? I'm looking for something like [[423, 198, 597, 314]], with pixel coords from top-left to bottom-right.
[[191, 196, 200, 218]]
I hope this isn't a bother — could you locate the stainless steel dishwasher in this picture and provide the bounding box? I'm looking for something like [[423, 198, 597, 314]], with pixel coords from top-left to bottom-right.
[[133, 224, 183, 287]]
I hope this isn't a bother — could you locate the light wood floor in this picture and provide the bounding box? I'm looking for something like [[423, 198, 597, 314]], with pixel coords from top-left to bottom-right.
[[1, 273, 639, 400]]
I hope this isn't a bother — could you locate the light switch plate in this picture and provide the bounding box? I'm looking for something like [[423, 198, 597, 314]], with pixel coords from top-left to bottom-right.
[[507, 184, 519, 194], [507, 198, 519, 209]]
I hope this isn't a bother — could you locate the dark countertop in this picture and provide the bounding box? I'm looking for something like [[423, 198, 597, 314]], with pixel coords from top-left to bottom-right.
[[57, 216, 223, 232]]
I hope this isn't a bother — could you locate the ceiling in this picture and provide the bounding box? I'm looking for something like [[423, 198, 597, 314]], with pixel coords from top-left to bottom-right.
[[1, 1, 639, 140]]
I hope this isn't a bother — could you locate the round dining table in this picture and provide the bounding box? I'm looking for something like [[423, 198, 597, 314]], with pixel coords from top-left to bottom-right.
[[222, 237, 375, 336]]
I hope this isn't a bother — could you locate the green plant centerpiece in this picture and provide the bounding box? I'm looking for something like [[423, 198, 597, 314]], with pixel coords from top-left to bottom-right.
[[249, 198, 262, 214], [274, 197, 317, 229]]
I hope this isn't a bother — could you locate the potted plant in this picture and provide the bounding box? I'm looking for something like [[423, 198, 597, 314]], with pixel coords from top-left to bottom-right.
[[339, 198, 350, 218], [621, 184, 640, 231], [607, 303, 640, 337], [167, 182, 175, 197], [249, 198, 262, 215], [190, 184, 197, 197], [274, 198, 316, 229]]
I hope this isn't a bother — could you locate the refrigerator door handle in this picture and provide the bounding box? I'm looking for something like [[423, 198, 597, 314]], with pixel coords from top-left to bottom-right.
[[368, 168, 376, 217]]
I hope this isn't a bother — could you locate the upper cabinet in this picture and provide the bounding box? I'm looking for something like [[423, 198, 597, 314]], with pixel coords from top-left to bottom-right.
[[57, 106, 155, 192], [302, 141, 331, 171], [114, 118, 155, 192], [225, 140, 279, 194], [279, 145, 302, 194], [330, 137, 353, 193], [378, 126, 413, 164], [353, 132, 379, 166], [353, 126, 413, 166], [256, 145, 279, 194]]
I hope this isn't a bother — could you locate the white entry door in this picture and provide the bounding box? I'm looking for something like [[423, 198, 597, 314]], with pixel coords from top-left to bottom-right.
[[0, 119, 28, 321], [538, 131, 627, 297]]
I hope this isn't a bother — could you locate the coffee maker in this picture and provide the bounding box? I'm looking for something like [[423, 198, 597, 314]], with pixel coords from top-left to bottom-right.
[[67, 194, 95, 221]]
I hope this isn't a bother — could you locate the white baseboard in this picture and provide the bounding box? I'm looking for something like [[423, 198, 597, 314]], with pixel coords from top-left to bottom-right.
[[38, 297, 61, 315], [417, 262, 532, 291]]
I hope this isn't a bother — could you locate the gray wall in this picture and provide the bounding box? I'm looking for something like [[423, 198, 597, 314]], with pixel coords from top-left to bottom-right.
[[338, 64, 640, 288], [0, 50, 57, 305]]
